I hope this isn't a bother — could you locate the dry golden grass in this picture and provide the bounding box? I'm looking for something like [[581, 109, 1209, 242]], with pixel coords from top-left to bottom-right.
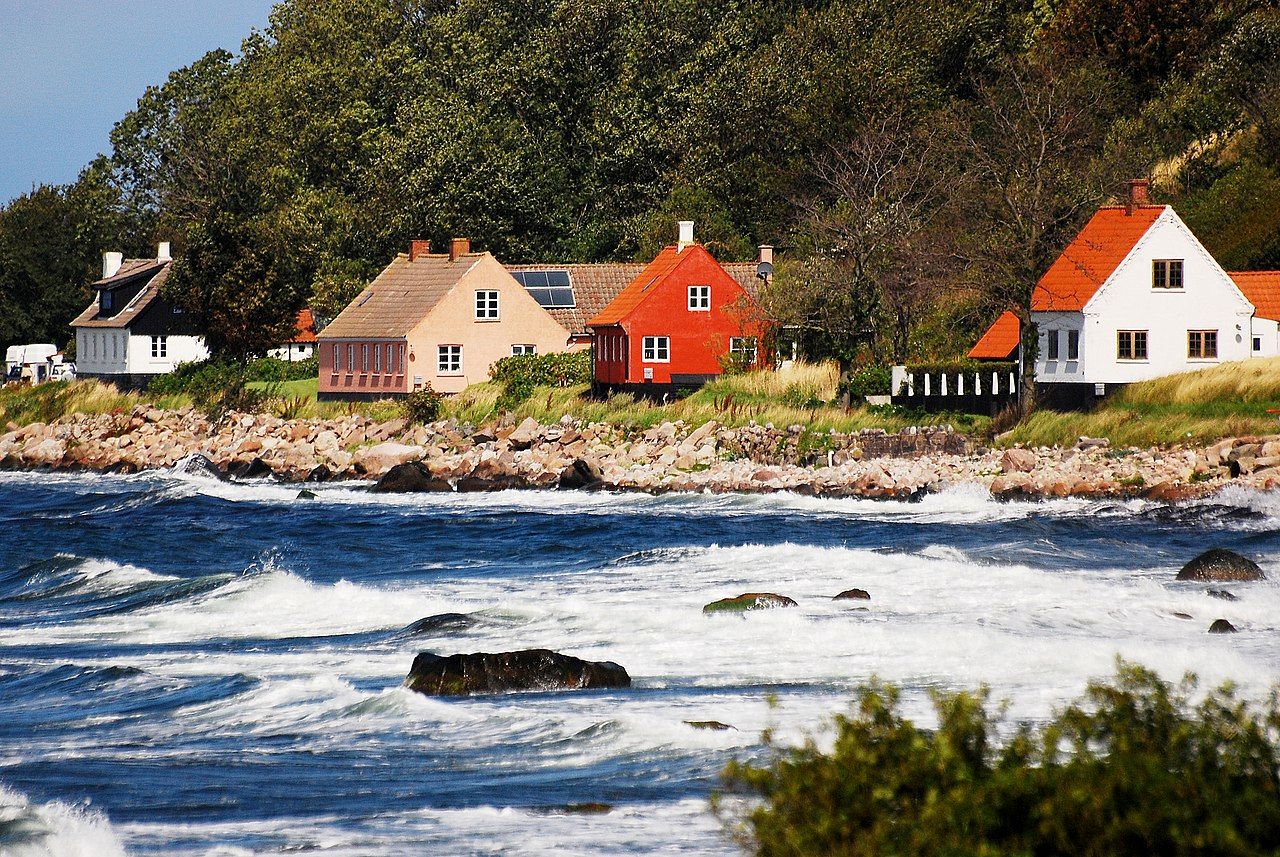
[[0, 380, 190, 426]]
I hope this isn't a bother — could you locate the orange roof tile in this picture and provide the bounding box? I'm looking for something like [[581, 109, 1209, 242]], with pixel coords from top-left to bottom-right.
[[968, 310, 1021, 359], [290, 308, 318, 343], [587, 246, 689, 327], [1229, 271, 1280, 322], [1032, 205, 1166, 311]]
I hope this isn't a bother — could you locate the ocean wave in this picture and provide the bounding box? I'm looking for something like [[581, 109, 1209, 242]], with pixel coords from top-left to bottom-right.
[[0, 785, 125, 857]]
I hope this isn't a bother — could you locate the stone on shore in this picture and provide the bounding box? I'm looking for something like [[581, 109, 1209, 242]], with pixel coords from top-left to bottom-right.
[[373, 461, 453, 493], [558, 458, 604, 490], [833, 588, 870, 601], [1176, 548, 1265, 582], [1000, 448, 1036, 473], [703, 592, 797, 614], [404, 649, 631, 696], [356, 441, 424, 476], [1208, 619, 1238, 634]]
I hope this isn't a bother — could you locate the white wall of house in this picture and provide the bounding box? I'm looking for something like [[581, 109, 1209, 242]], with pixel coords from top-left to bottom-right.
[[1032, 311, 1086, 383], [1043, 210, 1255, 386], [1250, 316, 1280, 358], [267, 343, 315, 361], [75, 328, 207, 376]]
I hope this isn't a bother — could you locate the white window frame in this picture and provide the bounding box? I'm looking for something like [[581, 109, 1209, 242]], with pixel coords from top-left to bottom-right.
[[374, 343, 382, 373], [730, 336, 758, 365], [1254, 336, 1262, 352], [438, 344, 462, 374], [398, 343, 406, 373], [511, 344, 536, 356], [150, 336, 167, 359], [475, 290, 500, 320], [642, 336, 670, 362], [347, 344, 356, 373], [688, 285, 710, 311]]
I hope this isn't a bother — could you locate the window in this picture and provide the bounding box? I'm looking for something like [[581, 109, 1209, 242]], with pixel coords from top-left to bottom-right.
[[101, 291, 114, 312], [1117, 330, 1148, 360], [438, 344, 462, 373], [1067, 330, 1079, 360], [347, 344, 355, 372], [511, 344, 536, 356], [150, 336, 167, 359], [1152, 259, 1184, 289], [398, 343, 406, 373], [642, 336, 669, 362], [1047, 330, 1060, 360], [332, 343, 340, 371], [730, 336, 758, 365], [374, 343, 382, 373], [688, 285, 710, 311], [1254, 336, 1262, 352], [475, 290, 499, 320], [361, 344, 369, 372], [1188, 330, 1218, 359]]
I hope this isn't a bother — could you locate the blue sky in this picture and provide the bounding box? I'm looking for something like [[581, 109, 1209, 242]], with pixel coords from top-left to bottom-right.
[[0, 0, 274, 204]]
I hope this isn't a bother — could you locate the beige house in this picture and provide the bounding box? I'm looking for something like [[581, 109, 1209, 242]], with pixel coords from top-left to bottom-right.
[[317, 239, 573, 399]]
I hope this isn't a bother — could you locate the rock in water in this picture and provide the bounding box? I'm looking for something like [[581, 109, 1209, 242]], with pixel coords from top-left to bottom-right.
[[172, 453, 224, 481], [373, 461, 452, 493], [405, 649, 631, 696], [833, 588, 871, 601], [399, 613, 478, 636], [685, 720, 736, 731], [703, 593, 797, 614], [558, 458, 604, 490], [1206, 589, 1238, 601], [1176, 549, 1265, 582], [296, 489, 317, 500], [1208, 619, 1238, 634]]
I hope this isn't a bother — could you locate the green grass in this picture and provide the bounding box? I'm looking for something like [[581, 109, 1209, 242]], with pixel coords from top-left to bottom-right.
[[246, 377, 319, 399], [1006, 356, 1280, 447], [0, 380, 192, 427]]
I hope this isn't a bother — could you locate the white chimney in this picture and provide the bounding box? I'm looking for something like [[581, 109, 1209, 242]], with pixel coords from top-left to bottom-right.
[[157, 241, 172, 262], [758, 245, 774, 265], [102, 252, 123, 279], [677, 220, 694, 252]]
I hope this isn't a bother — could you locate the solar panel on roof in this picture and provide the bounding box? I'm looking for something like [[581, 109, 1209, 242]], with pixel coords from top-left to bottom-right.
[[515, 270, 575, 308]]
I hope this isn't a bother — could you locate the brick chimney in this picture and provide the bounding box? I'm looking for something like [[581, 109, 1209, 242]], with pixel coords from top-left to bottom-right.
[[409, 239, 431, 261], [1126, 179, 1150, 215], [449, 237, 471, 261]]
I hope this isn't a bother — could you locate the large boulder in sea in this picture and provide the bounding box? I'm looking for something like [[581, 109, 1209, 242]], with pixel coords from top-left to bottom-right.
[[703, 592, 797, 614], [172, 453, 225, 481], [558, 458, 604, 490], [373, 461, 452, 493], [833, 588, 871, 601], [405, 649, 631, 696], [1176, 548, 1265, 582]]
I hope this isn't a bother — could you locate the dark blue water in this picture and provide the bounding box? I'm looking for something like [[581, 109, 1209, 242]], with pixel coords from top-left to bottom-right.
[[1, 471, 1276, 855]]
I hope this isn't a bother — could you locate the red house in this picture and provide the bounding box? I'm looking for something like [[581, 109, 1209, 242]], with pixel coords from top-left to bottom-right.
[[587, 222, 769, 396]]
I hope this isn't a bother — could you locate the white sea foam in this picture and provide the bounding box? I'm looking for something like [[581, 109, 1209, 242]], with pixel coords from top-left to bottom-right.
[[0, 785, 125, 857]]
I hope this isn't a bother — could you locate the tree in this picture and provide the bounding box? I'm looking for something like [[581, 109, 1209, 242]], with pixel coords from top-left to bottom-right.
[[720, 661, 1280, 856], [949, 58, 1144, 411]]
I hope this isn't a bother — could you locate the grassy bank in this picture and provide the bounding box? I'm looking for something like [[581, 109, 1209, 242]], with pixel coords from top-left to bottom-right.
[[1007, 357, 1280, 447], [0, 380, 191, 427]]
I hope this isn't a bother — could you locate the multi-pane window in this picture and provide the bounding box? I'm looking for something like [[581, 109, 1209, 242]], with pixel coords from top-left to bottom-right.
[[688, 285, 710, 311], [361, 344, 369, 372], [438, 345, 462, 373], [1117, 330, 1148, 360], [398, 343, 406, 373], [332, 343, 340, 370], [730, 336, 758, 365], [1067, 330, 1080, 360], [150, 336, 167, 358], [511, 344, 536, 356], [101, 291, 114, 312], [374, 343, 382, 373], [1047, 330, 1060, 360], [1152, 259, 1184, 289], [347, 344, 356, 373], [1188, 330, 1218, 359], [475, 290, 499, 319], [642, 336, 670, 362]]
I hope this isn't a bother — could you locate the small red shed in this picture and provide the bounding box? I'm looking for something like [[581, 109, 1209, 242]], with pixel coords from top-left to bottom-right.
[[587, 222, 768, 395]]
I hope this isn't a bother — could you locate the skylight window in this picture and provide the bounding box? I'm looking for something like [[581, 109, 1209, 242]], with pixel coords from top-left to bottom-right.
[[512, 270, 575, 308]]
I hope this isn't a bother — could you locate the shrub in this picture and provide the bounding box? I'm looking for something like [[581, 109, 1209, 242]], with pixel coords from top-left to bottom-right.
[[402, 384, 443, 424], [719, 661, 1280, 856], [242, 356, 319, 382], [146, 359, 270, 416], [491, 351, 592, 410], [841, 366, 892, 399]]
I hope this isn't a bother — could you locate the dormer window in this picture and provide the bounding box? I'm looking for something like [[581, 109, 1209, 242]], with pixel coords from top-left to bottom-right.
[[1152, 259, 1183, 290], [100, 291, 114, 313]]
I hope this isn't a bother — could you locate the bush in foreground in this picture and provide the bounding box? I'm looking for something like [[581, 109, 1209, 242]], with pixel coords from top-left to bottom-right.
[[720, 662, 1280, 856], [490, 351, 592, 410]]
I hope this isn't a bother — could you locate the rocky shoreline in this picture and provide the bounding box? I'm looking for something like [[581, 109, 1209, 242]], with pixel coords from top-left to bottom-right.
[[3, 404, 1280, 500]]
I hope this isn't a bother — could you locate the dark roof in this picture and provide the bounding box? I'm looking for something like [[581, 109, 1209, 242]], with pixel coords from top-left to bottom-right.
[[319, 252, 485, 339], [71, 261, 170, 329]]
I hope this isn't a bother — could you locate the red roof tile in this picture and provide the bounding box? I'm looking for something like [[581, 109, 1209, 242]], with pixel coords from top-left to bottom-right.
[[968, 310, 1021, 359], [1229, 271, 1280, 322], [290, 308, 318, 343], [1031, 205, 1165, 311], [587, 246, 689, 327]]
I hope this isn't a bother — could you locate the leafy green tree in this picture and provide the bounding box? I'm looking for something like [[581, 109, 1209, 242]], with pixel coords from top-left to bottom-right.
[[721, 661, 1280, 856]]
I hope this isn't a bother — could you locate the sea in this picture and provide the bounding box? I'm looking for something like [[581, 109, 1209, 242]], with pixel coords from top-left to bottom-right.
[[0, 469, 1277, 855]]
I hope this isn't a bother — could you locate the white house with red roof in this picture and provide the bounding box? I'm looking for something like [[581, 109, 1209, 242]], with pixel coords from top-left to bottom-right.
[[969, 180, 1280, 407]]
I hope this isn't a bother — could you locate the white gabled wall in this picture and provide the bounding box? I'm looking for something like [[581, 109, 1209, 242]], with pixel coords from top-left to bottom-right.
[[126, 333, 208, 375], [1070, 209, 1254, 384]]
